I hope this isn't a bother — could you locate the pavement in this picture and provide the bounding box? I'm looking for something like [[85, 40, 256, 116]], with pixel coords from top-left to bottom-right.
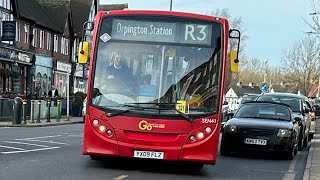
[[303, 121, 320, 180], [0, 116, 83, 127]]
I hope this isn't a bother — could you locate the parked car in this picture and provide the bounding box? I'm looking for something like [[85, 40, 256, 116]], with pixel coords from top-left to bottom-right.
[[82, 97, 87, 121], [306, 99, 316, 139], [240, 93, 260, 104], [220, 101, 299, 159], [255, 93, 311, 150], [221, 101, 230, 129]]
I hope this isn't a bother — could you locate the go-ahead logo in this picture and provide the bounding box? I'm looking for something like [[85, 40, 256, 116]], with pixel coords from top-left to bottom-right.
[[138, 120, 166, 131]]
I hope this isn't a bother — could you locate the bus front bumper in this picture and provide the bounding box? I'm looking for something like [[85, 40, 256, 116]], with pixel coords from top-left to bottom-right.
[[82, 122, 218, 165]]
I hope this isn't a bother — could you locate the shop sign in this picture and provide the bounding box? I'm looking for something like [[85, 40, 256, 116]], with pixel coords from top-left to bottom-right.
[[0, 47, 32, 63], [57, 61, 71, 73], [2, 21, 16, 41], [75, 64, 83, 77]]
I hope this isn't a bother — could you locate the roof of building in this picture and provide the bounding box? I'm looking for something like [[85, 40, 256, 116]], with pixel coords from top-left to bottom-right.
[[15, 0, 60, 32], [229, 85, 261, 97], [37, 0, 71, 33], [270, 84, 291, 93], [308, 84, 318, 98], [70, 0, 92, 37]]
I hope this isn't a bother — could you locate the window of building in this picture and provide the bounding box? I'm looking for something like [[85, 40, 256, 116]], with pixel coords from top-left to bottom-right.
[[54, 35, 58, 52], [24, 24, 29, 44], [15, 21, 20, 42], [0, 0, 11, 10], [39, 30, 45, 48], [61, 37, 65, 54], [47, 32, 51, 50], [32, 29, 37, 47], [61, 37, 69, 55]]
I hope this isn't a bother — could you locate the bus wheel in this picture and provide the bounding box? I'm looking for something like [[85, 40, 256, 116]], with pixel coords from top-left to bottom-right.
[[191, 163, 204, 170], [90, 155, 101, 160]]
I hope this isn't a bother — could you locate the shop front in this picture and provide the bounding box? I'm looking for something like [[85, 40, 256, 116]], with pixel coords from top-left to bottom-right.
[[74, 63, 88, 93], [55, 61, 71, 98], [35, 55, 53, 97], [0, 46, 34, 97]]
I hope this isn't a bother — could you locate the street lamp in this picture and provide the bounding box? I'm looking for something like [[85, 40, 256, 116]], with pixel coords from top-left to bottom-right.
[[169, 0, 172, 11]]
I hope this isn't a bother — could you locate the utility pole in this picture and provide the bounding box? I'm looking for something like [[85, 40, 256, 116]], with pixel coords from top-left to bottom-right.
[[263, 60, 267, 83], [170, 0, 172, 11], [318, 73, 320, 100]]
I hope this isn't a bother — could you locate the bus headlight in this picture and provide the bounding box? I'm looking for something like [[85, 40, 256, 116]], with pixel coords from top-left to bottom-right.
[[91, 118, 116, 140], [93, 119, 99, 126], [205, 127, 212, 133], [106, 129, 112, 136], [99, 125, 106, 132], [277, 129, 291, 138], [197, 132, 204, 139], [187, 126, 214, 144]]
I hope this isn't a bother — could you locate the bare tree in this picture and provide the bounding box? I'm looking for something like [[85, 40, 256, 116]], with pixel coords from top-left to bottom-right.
[[305, 0, 320, 36], [281, 35, 320, 95]]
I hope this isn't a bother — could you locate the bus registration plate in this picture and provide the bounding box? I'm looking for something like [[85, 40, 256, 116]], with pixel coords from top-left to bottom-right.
[[134, 150, 164, 159], [244, 138, 267, 145]]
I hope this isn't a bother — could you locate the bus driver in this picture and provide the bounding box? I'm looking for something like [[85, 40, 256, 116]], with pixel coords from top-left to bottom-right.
[[106, 51, 137, 95]]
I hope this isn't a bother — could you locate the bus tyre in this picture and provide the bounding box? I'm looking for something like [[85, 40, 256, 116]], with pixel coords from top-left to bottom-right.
[[191, 163, 204, 170], [90, 155, 100, 160]]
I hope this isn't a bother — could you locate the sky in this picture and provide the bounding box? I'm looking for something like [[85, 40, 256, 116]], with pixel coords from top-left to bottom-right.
[[100, 0, 313, 66]]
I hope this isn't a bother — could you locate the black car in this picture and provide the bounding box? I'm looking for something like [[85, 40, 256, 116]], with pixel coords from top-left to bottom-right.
[[220, 101, 299, 159], [255, 92, 311, 150]]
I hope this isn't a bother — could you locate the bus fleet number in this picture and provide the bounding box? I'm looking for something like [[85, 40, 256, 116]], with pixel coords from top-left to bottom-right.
[[202, 118, 217, 124]]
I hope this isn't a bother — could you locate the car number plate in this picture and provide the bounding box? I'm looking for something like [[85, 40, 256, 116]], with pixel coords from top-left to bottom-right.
[[134, 150, 164, 159], [244, 138, 267, 145]]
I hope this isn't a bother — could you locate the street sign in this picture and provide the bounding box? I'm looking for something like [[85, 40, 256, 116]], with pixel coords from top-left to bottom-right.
[[261, 83, 268, 92]]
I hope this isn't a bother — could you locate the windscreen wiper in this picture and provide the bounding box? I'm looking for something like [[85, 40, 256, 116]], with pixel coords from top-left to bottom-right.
[[125, 103, 194, 123], [106, 105, 144, 117]]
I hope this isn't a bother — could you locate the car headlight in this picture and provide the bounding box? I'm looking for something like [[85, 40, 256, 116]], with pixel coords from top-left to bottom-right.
[[277, 129, 292, 138], [225, 125, 237, 133]]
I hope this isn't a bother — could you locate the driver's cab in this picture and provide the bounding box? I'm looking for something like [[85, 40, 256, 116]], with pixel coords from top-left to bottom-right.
[[94, 42, 218, 109]]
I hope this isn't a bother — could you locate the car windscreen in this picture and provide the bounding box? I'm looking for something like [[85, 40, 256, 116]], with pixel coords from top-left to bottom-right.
[[234, 104, 291, 121], [256, 95, 301, 112]]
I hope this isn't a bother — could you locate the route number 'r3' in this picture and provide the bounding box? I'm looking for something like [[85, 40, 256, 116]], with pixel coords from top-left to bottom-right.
[[185, 24, 207, 42]]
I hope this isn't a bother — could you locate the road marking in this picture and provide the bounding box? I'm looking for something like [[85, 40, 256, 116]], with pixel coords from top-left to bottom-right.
[[251, 169, 298, 173], [282, 152, 299, 180], [3, 141, 50, 148], [16, 135, 62, 140], [18, 139, 69, 145], [68, 135, 83, 137], [114, 175, 128, 180], [1, 147, 60, 154], [0, 145, 25, 151]]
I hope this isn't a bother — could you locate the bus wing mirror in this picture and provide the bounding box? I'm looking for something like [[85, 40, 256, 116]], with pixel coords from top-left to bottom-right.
[[78, 41, 89, 64], [229, 29, 241, 73]]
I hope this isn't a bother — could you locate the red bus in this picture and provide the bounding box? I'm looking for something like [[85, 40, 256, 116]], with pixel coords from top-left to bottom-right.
[[78, 10, 240, 168]]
